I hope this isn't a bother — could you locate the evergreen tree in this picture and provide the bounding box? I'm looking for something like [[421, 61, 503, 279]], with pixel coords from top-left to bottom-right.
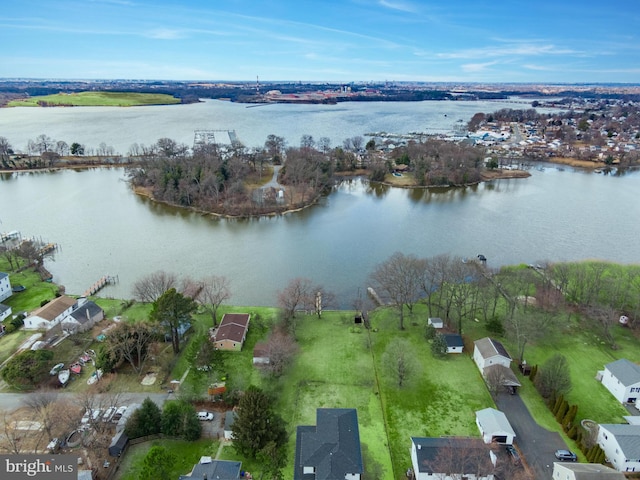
[[430, 333, 448, 358], [125, 397, 162, 438], [232, 386, 288, 459], [150, 288, 196, 354], [161, 400, 202, 440]]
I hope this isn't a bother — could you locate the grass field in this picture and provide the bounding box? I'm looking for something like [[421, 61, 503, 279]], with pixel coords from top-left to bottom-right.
[[7, 91, 181, 107], [114, 438, 217, 480]]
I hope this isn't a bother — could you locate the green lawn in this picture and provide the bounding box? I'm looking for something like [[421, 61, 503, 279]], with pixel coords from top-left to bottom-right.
[[114, 438, 217, 480], [8, 91, 181, 107]]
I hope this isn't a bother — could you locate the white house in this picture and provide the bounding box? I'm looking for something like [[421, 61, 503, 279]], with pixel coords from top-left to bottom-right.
[[600, 359, 640, 404], [473, 337, 512, 374], [411, 437, 496, 480], [597, 423, 640, 472], [0, 303, 12, 323], [0, 272, 11, 302], [24, 296, 77, 330], [475, 408, 515, 445], [552, 461, 625, 480]]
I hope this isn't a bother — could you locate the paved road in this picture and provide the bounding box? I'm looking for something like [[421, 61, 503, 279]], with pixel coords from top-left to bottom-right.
[[496, 392, 569, 480], [0, 392, 172, 411]]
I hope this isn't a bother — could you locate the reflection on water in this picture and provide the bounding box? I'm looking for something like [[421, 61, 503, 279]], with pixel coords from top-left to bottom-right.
[[1, 167, 639, 307]]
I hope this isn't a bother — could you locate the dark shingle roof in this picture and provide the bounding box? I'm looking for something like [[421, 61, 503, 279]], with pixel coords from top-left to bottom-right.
[[411, 437, 494, 476], [214, 313, 250, 344], [606, 359, 640, 386], [294, 408, 363, 480], [69, 301, 103, 325], [178, 459, 241, 480], [443, 334, 464, 348]]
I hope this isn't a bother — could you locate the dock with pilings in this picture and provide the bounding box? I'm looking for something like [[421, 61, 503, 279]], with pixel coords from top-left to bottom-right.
[[83, 275, 118, 297]]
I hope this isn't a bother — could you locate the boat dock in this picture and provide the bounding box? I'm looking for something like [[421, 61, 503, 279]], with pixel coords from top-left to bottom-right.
[[83, 275, 118, 297]]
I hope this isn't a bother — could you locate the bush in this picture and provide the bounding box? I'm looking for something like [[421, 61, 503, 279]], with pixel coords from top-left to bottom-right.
[[485, 316, 504, 335]]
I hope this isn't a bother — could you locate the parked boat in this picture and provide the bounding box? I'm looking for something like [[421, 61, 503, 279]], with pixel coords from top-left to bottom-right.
[[58, 369, 70, 385], [87, 369, 103, 385], [50, 363, 64, 376], [70, 363, 82, 374]]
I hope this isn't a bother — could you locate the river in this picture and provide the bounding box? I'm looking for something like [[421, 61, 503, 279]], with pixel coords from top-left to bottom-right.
[[1, 165, 639, 308]]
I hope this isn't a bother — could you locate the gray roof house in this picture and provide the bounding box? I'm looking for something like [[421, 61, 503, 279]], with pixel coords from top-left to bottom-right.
[[597, 423, 640, 472], [62, 299, 105, 333], [294, 408, 364, 480], [178, 456, 242, 480], [600, 359, 640, 404], [475, 408, 516, 445]]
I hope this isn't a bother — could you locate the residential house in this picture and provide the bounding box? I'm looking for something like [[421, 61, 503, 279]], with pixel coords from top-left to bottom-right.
[[475, 408, 515, 445], [473, 337, 512, 373], [211, 313, 250, 351], [0, 272, 11, 302], [0, 303, 11, 323], [61, 298, 104, 333], [597, 423, 640, 472], [473, 337, 521, 391], [427, 317, 443, 329], [24, 295, 77, 330], [410, 437, 496, 480], [599, 359, 640, 404], [443, 334, 464, 354], [552, 461, 625, 479], [294, 408, 364, 480], [178, 456, 242, 480]]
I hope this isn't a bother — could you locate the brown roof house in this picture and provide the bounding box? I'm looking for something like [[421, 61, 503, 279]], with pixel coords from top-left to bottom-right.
[[211, 313, 250, 351], [24, 295, 77, 330]]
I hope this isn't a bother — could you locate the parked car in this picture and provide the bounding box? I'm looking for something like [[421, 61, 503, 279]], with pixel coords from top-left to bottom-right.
[[555, 449, 577, 461], [506, 445, 521, 465], [111, 406, 127, 423], [102, 407, 116, 422], [197, 411, 214, 421]]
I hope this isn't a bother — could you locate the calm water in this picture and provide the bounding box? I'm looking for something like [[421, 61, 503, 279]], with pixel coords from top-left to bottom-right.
[[1, 166, 639, 307], [0, 98, 545, 153]]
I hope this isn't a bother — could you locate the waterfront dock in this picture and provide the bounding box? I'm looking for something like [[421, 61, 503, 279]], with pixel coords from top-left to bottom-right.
[[83, 275, 118, 297]]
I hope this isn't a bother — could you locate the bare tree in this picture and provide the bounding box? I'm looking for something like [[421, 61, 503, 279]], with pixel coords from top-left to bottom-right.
[[371, 252, 424, 330], [264, 329, 298, 377], [132, 270, 178, 303], [426, 439, 495, 478], [198, 275, 232, 326], [277, 277, 314, 320], [104, 322, 156, 374], [24, 390, 59, 439], [535, 353, 572, 399], [586, 304, 619, 349], [382, 338, 419, 388]]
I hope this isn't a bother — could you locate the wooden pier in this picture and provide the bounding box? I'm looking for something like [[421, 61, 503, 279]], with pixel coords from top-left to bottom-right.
[[83, 275, 118, 297]]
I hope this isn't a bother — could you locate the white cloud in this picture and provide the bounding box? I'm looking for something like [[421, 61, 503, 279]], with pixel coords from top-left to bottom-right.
[[378, 0, 417, 13], [144, 28, 184, 40], [461, 61, 499, 73]]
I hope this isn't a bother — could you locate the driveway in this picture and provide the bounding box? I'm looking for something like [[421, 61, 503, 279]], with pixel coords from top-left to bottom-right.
[[495, 392, 570, 480]]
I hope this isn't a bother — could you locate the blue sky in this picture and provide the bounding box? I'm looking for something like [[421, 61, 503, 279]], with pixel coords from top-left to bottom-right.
[[2, 0, 639, 83]]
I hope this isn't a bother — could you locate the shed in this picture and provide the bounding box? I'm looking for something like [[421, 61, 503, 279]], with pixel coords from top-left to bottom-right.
[[443, 334, 464, 354], [475, 408, 515, 445], [427, 317, 443, 329], [108, 431, 129, 457], [253, 342, 270, 365]]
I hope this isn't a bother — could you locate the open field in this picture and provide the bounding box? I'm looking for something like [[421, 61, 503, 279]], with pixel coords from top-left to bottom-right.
[[7, 91, 181, 107]]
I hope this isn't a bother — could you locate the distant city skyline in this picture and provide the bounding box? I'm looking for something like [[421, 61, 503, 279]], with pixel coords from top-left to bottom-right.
[[2, 0, 639, 83]]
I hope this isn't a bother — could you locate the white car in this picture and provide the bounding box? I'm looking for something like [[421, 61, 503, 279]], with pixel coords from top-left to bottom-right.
[[197, 411, 214, 421], [102, 407, 116, 422]]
